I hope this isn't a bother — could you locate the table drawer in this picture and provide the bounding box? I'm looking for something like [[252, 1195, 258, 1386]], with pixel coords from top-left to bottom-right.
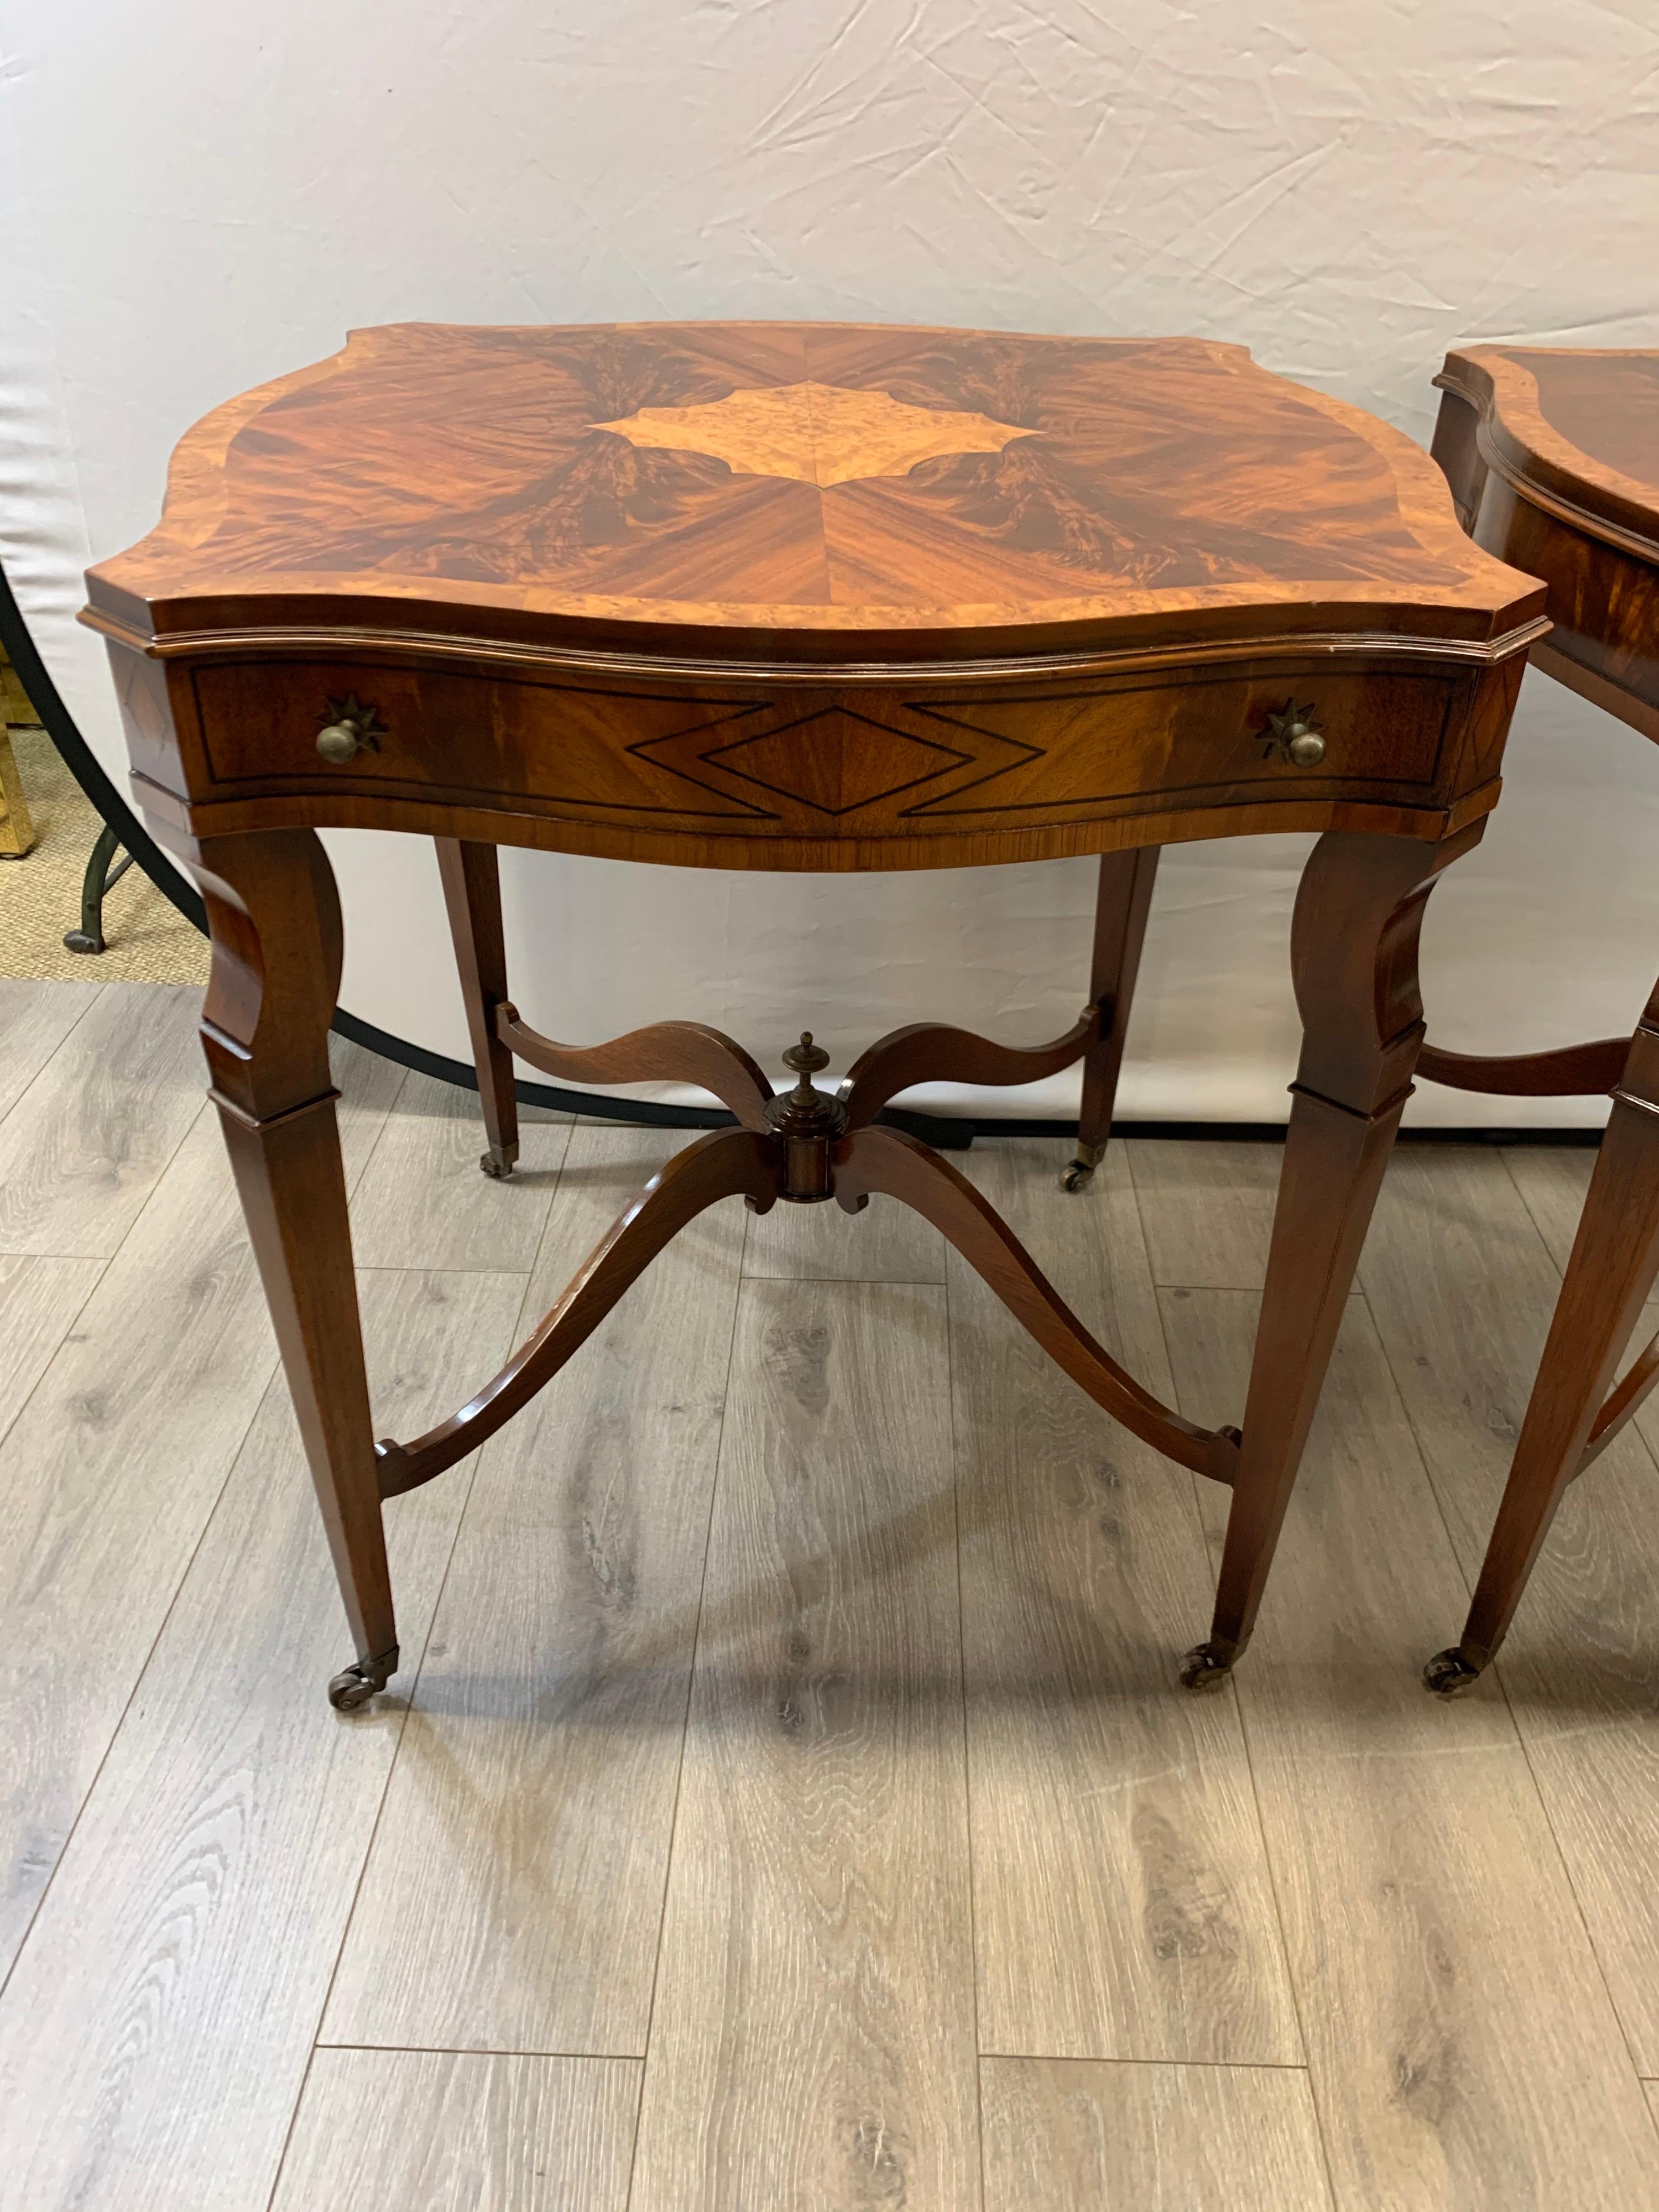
[[187, 655, 1461, 841]]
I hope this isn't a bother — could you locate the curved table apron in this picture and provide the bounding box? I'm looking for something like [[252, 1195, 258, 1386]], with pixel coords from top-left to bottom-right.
[[82, 321, 1545, 1707]]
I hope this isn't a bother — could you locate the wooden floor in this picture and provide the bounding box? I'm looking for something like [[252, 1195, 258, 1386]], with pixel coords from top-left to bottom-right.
[[3, 977, 1659, 2209]]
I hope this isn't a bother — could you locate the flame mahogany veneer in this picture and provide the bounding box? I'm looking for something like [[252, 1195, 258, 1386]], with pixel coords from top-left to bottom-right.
[[84, 320, 1543, 1708]]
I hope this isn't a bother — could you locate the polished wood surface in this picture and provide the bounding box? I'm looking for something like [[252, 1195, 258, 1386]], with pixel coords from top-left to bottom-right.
[[83, 322, 1542, 1723], [87, 322, 1541, 876], [90, 321, 1532, 659], [1425, 347, 1659, 1695], [1434, 344, 1658, 732]]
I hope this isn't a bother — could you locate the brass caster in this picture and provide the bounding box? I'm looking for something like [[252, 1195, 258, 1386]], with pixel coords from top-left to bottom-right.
[[1179, 1640, 1235, 1691], [1422, 1647, 1484, 1698], [327, 1652, 396, 1712], [479, 1142, 518, 1180], [1062, 1140, 1104, 1193]]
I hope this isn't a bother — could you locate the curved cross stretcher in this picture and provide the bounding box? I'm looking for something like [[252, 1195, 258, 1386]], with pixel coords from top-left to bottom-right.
[[375, 1010, 1241, 1507]]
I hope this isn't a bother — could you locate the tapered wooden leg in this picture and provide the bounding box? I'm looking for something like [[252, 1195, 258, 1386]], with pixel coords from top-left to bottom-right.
[[1063, 846, 1160, 1191], [1183, 825, 1481, 1687], [436, 837, 520, 1178], [1426, 1008, 1659, 1693], [189, 828, 397, 1710]]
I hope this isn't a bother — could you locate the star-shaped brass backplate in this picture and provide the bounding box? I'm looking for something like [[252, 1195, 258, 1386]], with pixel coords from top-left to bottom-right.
[[592, 380, 1037, 489]]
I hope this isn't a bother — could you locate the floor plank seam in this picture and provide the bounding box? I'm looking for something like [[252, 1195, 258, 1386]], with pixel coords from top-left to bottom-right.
[[1497, 1144, 1583, 1284], [0, 1247, 127, 1265], [269, 1397, 518, 2206], [299, 1162, 570, 2017], [620, 1184, 750, 2211], [1495, 1665, 1659, 2132], [0, 1326, 281, 2014], [259, 2041, 323, 2212], [0, 1036, 404, 2042], [351, 1261, 535, 1280], [0, 980, 107, 1134], [345, 1065, 415, 1203], [314, 2041, 648, 2060], [0, 994, 217, 1260], [1142, 1219, 1341, 2209], [1357, 1231, 1659, 2149], [740, 1273, 946, 1288], [977, 2049, 1314, 2070], [267, 1136, 580, 2209]]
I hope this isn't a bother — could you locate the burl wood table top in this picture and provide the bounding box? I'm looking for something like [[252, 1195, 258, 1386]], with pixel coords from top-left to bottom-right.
[[1434, 346, 1659, 738], [86, 321, 1538, 672]]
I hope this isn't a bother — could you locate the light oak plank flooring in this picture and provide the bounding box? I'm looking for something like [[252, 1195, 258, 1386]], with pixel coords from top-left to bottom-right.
[[0, 1250, 105, 1441], [1365, 1147, 1659, 2075], [980, 2054, 1332, 2211], [1126, 1136, 1281, 1289], [954, 1141, 1296, 2064], [0, 981, 206, 1255], [1503, 1141, 1600, 1270], [270, 2049, 640, 2212], [0, 1262, 528, 2212], [4, 985, 1659, 2212], [0, 1035, 401, 1980], [1159, 1280, 1659, 2208], [348, 1069, 573, 1272], [628, 1278, 979, 2212], [743, 1168, 946, 1281], [324, 1126, 746, 2058], [0, 976, 101, 1124]]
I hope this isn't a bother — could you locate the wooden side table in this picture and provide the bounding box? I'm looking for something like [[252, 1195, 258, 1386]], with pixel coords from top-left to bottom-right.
[[81, 321, 1542, 1708], [1420, 346, 1659, 1693]]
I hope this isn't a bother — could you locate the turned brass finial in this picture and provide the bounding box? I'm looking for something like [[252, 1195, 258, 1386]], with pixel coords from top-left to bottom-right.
[[782, 1031, 831, 1098], [765, 1030, 844, 1201]]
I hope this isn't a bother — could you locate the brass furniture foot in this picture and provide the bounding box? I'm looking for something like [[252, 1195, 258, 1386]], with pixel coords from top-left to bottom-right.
[[1179, 1639, 1239, 1691], [328, 1645, 400, 1712], [1422, 1647, 1485, 1697], [1061, 1140, 1105, 1193]]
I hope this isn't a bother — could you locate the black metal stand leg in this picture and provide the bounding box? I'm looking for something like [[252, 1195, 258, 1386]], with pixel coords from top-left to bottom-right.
[[64, 822, 135, 954]]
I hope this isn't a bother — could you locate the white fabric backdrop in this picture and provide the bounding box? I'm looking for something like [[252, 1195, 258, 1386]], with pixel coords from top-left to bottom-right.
[[3, 3, 1656, 1123]]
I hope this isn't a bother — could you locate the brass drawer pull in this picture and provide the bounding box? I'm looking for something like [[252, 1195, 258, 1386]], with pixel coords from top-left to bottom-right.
[[1264, 701, 1326, 768], [316, 693, 385, 764]]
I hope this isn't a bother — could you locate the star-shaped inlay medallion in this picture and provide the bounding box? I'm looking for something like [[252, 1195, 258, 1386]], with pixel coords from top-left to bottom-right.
[[592, 380, 1037, 489]]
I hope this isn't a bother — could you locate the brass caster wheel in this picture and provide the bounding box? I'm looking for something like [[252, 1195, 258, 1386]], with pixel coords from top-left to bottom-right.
[[1422, 1648, 1484, 1698], [479, 1144, 518, 1180], [1060, 1159, 1095, 1193], [327, 1656, 394, 1712], [1179, 1640, 1235, 1692]]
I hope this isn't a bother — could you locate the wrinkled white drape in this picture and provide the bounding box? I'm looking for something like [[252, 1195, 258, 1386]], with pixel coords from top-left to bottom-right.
[[3, 3, 1655, 1122]]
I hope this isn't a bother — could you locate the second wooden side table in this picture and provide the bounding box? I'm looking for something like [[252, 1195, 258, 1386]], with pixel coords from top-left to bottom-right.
[[1421, 346, 1659, 1693]]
